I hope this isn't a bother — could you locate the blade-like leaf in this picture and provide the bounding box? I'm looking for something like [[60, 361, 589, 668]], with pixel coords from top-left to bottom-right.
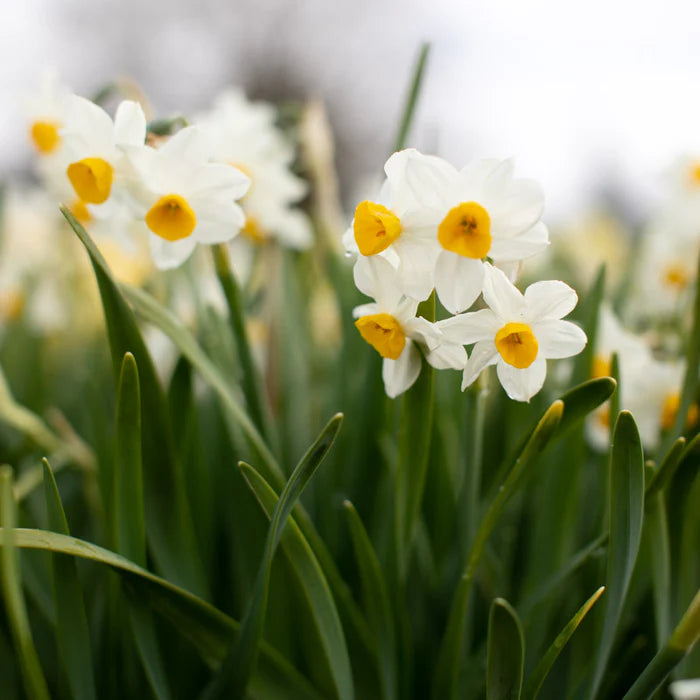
[[115, 353, 170, 700], [623, 589, 700, 700], [42, 460, 96, 700], [487, 598, 524, 700], [645, 437, 687, 499], [590, 411, 645, 699], [206, 414, 343, 699], [344, 500, 397, 700], [433, 400, 563, 700], [61, 206, 206, 597], [522, 587, 605, 700], [0, 528, 322, 700], [240, 463, 354, 700], [393, 42, 431, 151], [0, 468, 50, 700], [120, 282, 284, 490]]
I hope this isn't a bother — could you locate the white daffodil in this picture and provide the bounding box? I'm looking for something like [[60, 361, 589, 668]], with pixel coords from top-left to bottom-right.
[[585, 304, 653, 449], [624, 357, 698, 452], [195, 89, 312, 251], [343, 149, 445, 301], [60, 96, 147, 210], [128, 126, 250, 269], [421, 155, 549, 314], [450, 264, 586, 402], [353, 257, 463, 398], [26, 70, 71, 159]]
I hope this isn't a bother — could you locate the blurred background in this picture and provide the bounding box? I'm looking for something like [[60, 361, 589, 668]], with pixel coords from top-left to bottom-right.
[[2, 0, 700, 222]]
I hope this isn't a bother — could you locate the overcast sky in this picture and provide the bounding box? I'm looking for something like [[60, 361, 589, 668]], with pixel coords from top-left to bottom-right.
[[2, 0, 700, 222]]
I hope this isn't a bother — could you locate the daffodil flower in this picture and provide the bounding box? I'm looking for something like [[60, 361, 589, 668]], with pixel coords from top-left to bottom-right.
[[61, 96, 147, 207], [26, 70, 70, 158], [195, 89, 312, 251], [128, 126, 250, 269], [448, 264, 586, 401], [423, 155, 549, 314], [343, 149, 446, 301], [353, 257, 464, 398]]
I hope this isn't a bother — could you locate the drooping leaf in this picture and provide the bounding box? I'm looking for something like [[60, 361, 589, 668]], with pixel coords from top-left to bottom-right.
[[62, 206, 206, 597]]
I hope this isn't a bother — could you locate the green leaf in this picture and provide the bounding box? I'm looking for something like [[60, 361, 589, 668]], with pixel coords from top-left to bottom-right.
[[487, 598, 524, 700], [114, 353, 170, 700], [622, 589, 700, 700], [645, 437, 687, 499], [590, 411, 645, 699], [240, 463, 354, 700], [522, 587, 605, 700], [393, 43, 431, 151], [61, 206, 206, 597], [211, 243, 275, 447], [572, 265, 606, 386], [0, 468, 50, 700], [647, 485, 672, 645], [120, 282, 284, 491], [42, 460, 96, 700], [206, 414, 343, 699], [344, 500, 397, 700], [433, 400, 563, 700], [0, 528, 322, 700]]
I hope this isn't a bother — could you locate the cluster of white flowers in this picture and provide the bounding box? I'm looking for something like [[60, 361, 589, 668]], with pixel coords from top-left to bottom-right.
[[25, 73, 311, 272], [345, 149, 587, 401], [587, 304, 698, 451]]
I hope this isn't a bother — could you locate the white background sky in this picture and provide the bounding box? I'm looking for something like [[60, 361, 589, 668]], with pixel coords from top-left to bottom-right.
[[2, 0, 700, 222]]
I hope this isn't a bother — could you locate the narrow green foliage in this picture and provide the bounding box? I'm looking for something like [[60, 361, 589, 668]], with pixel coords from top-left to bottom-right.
[[522, 587, 605, 700], [62, 206, 206, 597], [590, 411, 645, 699], [0, 529, 321, 698], [211, 243, 275, 448], [42, 460, 96, 700], [572, 265, 606, 386], [240, 463, 354, 700], [645, 437, 687, 499], [344, 500, 397, 700], [557, 377, 617, 436], [646, 481, 672, 645], [121, 282, 284, 490], [0, 467, 50, 700], [393, 42, 430, 152], [487, 598, 524, 700], [206, 414, 343, 699], [609, 352, 620, 444], [114, 353, 145, 566], [114, 353, 170, 700], [622, 589, 700, 700], [433, 400, 563, 700]]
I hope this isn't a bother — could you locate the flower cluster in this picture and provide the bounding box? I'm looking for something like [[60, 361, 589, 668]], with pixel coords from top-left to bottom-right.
[[26, 74, 311, 272], [345, 149, 587, 400]]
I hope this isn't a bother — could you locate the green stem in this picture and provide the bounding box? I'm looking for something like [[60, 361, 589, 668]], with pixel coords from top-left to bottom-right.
[[393, 43, 431, 152], [211, 243, 275, 450]]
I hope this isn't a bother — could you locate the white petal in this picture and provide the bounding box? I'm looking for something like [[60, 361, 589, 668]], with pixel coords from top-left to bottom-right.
[[190, 163, 250, 200], [425, 342, 467, 370], [489, 221, 550, 262], [64, 95, 114, 151], [462, 340, 498, 390], [403, 316, 441, 350], [342, 225, 359, 254], [272, 209, 314, 249], [482, 263, 524, 320], [352, 303, 379, 319], [524, 279, 579, 321], [534, 320, 587, 359], [113, 101, 147, 146], [149, 234, 197, 270], [460, 158, 503, 187], [489, 178, 545, 237], [496, 356, 547, 402], [353, 256, 403, 309], [382, 341, 422, 398], [438, 308, 500, 344], [394, 238, 438, 300], [158, 126, 210, 164], [434, 252, 484, 314]]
